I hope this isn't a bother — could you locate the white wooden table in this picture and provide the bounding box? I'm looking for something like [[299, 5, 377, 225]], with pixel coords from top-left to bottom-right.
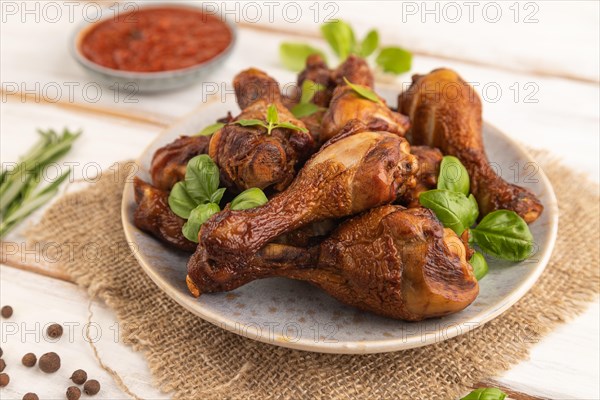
[[1, 2, 598, 399]]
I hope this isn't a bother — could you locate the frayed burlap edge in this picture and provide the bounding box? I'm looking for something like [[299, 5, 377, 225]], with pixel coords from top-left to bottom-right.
[[26, 149, 599, 400]]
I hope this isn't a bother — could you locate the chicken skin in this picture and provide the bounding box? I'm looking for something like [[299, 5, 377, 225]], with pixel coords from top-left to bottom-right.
[[397, 145, 443, 208], [398, 69, 543, 223], [320, 85, 410, 142], [133, 177, 197, 252], [188, 120, 418, 280], [187, 205, 479, 321], [150, 135, 211, 191], [209, 68, 315, 193]]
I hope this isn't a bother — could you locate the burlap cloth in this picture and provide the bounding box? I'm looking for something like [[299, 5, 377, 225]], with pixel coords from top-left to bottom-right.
[[27, 149, 599, 400]]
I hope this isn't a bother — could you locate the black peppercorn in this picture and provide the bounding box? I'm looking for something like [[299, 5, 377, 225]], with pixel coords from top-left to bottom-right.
[[0, 372, 9, 387], [23, 393, 39, 400], [39, 352, 61, 373], [0, 359, 5, 372], [66, 386, 81, 400], [1, 306, 13, 318], [47, 323, 64, 339], [0, 346, 3, 357], [22, 353, 37, 367], [70, 369, 88, 385], [84, 379, 101, 395]]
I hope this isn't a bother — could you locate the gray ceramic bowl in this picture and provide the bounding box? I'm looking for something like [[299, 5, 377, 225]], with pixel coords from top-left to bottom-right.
[[70, 4, 236, 93]]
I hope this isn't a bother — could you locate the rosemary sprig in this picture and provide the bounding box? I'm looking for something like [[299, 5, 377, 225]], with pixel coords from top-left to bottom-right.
[[0, 128, 81, 237]]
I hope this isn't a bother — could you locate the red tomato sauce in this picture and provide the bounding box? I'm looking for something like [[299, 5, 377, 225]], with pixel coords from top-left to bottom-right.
[[80, 7, 233, 72]]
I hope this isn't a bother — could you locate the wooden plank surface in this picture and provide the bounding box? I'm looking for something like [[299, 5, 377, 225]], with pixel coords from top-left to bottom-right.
[[1, 2, 599, 399]]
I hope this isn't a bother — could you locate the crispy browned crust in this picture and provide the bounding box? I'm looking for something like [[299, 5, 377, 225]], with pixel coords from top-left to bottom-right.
[[398, 68, 543, 223]]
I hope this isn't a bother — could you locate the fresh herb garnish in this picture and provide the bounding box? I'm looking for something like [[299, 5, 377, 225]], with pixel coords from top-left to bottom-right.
[[375, 47, 413, 74], [343, 77, 381, 103], [0, 128, 81, 238], [461, 387, 507, 400], [230, 188, 268, 211], [419, 155, 535, 264], [291, 80, 327, 118], [279, 20, 412, 75], [195, 122, 224, 136], [235, 104, 308, 135], [437, 155, 470, 195], [419, 189, 478, 235], [168, 155, 268, 243], [471, 210, 534, 262], [279, 43, 327, 72], [469, 251, 489, 280]]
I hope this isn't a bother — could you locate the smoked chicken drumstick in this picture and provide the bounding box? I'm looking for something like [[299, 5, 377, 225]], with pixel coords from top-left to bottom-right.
[[398, 68, 543, 223], [187, 120, 418, 287], [187, 205, 478, 321], [209, 68, 315, 193]]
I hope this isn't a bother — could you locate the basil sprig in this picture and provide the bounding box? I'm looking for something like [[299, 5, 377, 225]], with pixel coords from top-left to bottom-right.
[[280, 20, 412, 75], [419, 190, 478, 235], [195, 122, 225, 136], [461, 387, 507, 400], [168, 155, 268, 243], [419, 155, 535, 277], [235, 104, 308, 135], [291, 80, 327, 118], [438, 155, 470, 195], [471, 211, 534, 262], [343, 77, 381, 104]]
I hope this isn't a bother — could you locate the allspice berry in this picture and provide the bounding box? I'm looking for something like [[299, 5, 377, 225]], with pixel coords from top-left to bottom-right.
[[70, 369, 88, 385], [1, 306, 13, 318], [47, 323, 64, 339], [84, 379, 101, 395], [66, 386, 81, 400], [0, 372, 9, 387], [22, 352, 37, 367], [39, 352, 61, 373], [23, 393, 39, 400], [0, 359, 5, 372]]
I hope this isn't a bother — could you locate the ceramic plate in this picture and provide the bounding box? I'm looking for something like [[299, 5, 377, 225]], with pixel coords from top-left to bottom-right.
[[122, 100, 558, 354]]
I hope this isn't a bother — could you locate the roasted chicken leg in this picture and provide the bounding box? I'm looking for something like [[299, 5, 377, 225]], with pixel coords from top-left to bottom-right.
[[209, 68, 315, 193], [321, 58, 410, 142], [133, 177, 197, 252], [191, 120, 417, 267], [398, 69, 543, 223], [187, 205, 479, 321]]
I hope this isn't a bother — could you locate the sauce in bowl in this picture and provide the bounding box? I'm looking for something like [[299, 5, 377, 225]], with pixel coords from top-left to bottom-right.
[[80, 6, 233, 73]]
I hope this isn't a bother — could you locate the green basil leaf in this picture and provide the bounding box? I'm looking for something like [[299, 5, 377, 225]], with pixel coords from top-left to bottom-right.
[[299, 79, 326, 104], [279, 42, 327, 71], [230, 188, 268, 211], [195, 122, 225, 136], [359, 29, 379, 57], [234, 119, 268, 128], [460, 387, 507, 400], [291, 102, 323, 118], [419, 189, 478, 235], [469, 251, 489, 281], [275, 121, 309, 133], [471, 210, 534, 261], [184, 155, 220, 204], [438, 155, 470, 195], [321, 20, 355, 60], [182, 203, 221, 243], [375, 46, 412, 74], [168, 181, 197, 219], [343, 77, 381, 104], [267, 104, 279, 125], [209, 187, 226, 205], [466, 194, 480, 228]]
